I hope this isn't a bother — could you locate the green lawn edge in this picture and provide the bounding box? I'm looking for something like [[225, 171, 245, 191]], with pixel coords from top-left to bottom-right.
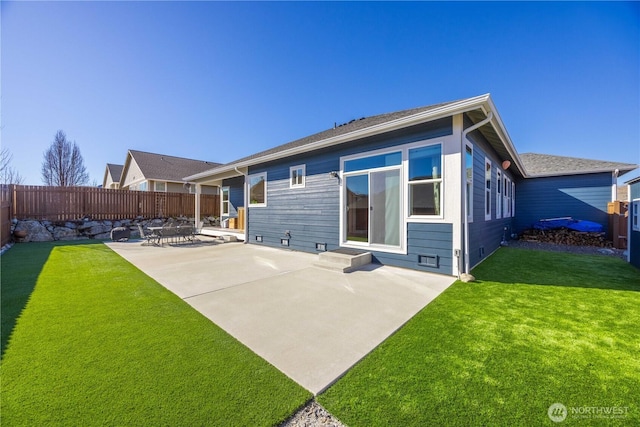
[[1, 241, 311, 426], [319, 248, 640, 426]]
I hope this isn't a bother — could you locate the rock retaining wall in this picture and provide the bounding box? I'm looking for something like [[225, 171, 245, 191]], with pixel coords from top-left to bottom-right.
[[10, 216, 219, 243]]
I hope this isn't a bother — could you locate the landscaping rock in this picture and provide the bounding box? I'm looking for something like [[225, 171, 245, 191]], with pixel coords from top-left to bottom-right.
[[16, 220, 53, 242], [460, 273, 476, 283], [280, 401, 345, 427], [53, 226, 78, 240]]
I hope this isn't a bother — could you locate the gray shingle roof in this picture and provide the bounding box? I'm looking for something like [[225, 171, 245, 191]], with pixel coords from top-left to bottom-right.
[[129, 150, 220, 182], [106, 163, 123, 182], [212, 100, 462, 168], [520, 153, 637, 177]]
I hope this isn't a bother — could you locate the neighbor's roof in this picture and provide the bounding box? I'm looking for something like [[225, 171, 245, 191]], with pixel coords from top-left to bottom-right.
[[520, 153, 637, 177], [186, 94, 526, 181], [105, 163, 123, 182], [127, 150, 220, 183]]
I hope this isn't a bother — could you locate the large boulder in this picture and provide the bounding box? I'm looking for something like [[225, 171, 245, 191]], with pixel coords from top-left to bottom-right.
[[53, 226, 79, 240], [15, 220, 53, 242]]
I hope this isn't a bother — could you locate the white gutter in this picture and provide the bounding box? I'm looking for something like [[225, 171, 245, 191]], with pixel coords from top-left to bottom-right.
[[234, 166, 249, 243], [461, 111, 493, 275]]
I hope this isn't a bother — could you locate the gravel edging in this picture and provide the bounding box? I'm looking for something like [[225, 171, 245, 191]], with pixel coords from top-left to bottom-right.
[[280, 400, 346, 427], [506, 240, 626, 260]]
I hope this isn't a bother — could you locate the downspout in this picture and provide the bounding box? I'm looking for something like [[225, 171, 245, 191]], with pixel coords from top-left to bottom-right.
[[461, 111, 493, 276], [234, 166, 249, 243]]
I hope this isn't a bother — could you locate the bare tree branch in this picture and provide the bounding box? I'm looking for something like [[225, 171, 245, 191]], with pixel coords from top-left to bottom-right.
[[0, 147, 25, 185], [41, 130, 89, 186]]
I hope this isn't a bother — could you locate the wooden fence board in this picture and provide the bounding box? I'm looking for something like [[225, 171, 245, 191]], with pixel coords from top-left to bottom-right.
[[6, 185, 219, 221]]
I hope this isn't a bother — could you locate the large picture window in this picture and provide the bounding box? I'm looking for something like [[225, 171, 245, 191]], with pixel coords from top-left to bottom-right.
[[249, 173, 267, 206], [496, 170, 502, 219], [633, 200, 640, 232], [408, 144, 442, 216]]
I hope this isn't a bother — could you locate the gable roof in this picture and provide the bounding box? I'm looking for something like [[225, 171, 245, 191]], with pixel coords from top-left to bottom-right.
[[186, 94, 526, 181], [125, 150, 220, 183], [520, 153, 637, 177], [102, 163, 123, 187], [106, 163, 123, 181]]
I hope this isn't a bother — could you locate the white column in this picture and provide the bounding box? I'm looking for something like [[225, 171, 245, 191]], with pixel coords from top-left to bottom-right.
[[194, 183, 201, 228]]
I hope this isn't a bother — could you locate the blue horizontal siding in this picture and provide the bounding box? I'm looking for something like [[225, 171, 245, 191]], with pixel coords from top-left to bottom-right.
[[515, 173, 612, 233], [247, 118, 455, 274]]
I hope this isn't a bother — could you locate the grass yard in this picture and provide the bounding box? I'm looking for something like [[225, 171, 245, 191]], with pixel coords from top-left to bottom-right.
[[1, 241, 310, 426], [319, 248, 640, 426]]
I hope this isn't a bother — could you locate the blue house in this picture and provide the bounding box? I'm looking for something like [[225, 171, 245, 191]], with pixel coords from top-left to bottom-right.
[[185, 94, 637, 276], [626, 176, 640, 269]]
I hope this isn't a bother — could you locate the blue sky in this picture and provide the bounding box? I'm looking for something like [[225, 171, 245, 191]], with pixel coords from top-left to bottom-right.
[[2, 1, 639, 185]]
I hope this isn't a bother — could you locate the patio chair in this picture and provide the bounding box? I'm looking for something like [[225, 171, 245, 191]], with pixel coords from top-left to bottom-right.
[[177, 224, 195, 243], [160, 223, 178, 245], [137, 224, 160, 246]]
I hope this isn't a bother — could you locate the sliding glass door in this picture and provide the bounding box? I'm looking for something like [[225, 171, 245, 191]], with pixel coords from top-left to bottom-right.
[[345, 169, 401, 248]]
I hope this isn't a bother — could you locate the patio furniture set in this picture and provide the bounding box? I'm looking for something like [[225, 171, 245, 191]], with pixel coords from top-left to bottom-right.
[[137, 221, 201, 246]]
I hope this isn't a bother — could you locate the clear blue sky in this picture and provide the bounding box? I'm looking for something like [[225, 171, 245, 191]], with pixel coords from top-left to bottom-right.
[[2, 1, 639, 186]]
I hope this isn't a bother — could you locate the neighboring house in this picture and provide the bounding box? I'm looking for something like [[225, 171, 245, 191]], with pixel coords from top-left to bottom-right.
[[119, 150, 220, 194], [185, 94, 637, 276], [627, 176, 640, 269], [516, 153, 636, 233], [102, 163, 123, 189]]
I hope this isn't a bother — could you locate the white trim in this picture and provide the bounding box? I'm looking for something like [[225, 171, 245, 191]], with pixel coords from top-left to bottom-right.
[[248, 172, 267, 207], [484, 158, 492, 221], [632, 199, 640, 232], [289, 164, 306, 188]]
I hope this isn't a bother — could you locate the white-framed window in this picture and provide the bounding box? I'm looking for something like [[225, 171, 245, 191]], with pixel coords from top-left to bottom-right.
[[496, 170, 502, 219], [408, 143, 443, 217], [512, 182, 516, 217], [154, 181, 166, 192], [465, 144, 473, 223], [290, 164, 305, 188], [504, 176, 512, 217], [249, 172, 267, 207], [221, 186, 230, 216], [485, 158, 492, 221], [633, 199, 640, 232]]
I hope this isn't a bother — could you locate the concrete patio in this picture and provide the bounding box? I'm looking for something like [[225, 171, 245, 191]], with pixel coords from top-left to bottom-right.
[[106, 237, 455, 395]]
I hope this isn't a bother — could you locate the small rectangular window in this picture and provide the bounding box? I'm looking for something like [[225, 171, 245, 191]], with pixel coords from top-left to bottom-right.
[[221, 187, 230, 216], [155, 181, 166, 192], [345, 151, 401, 173], [633, 200, 640, 232], [485, 159, 491, 221], [249, 172, 267, 207], [290, 165, 305, 188], [512, 182, 516, 217], [496, 170, 502, 219]]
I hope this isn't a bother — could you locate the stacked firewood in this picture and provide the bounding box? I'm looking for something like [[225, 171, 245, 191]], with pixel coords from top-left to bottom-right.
[[520, 228, 612, 247]]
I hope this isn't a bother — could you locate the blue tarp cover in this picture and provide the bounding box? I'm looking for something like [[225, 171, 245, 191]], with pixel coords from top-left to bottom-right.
[[533, 218, 603, 233]]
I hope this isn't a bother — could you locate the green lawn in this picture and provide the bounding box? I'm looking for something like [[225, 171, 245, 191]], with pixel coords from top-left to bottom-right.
[[1, 241, 310, 426], [319, 248, 640, 426]]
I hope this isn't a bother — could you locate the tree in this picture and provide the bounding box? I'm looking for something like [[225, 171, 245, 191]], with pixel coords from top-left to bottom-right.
[[41, 130, 89, 186], [0, 147, 24, 185]]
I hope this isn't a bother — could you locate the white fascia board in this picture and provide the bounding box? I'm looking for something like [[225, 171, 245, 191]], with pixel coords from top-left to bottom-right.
[[483, 97, 528, 177], [186, 94, 494, 182]]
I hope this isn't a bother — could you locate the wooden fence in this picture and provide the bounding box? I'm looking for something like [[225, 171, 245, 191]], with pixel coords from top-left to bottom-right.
[[2, 185, 219, 222]]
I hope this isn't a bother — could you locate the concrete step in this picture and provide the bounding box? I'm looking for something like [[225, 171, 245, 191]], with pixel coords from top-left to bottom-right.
[[315, 249, 372, 273]]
